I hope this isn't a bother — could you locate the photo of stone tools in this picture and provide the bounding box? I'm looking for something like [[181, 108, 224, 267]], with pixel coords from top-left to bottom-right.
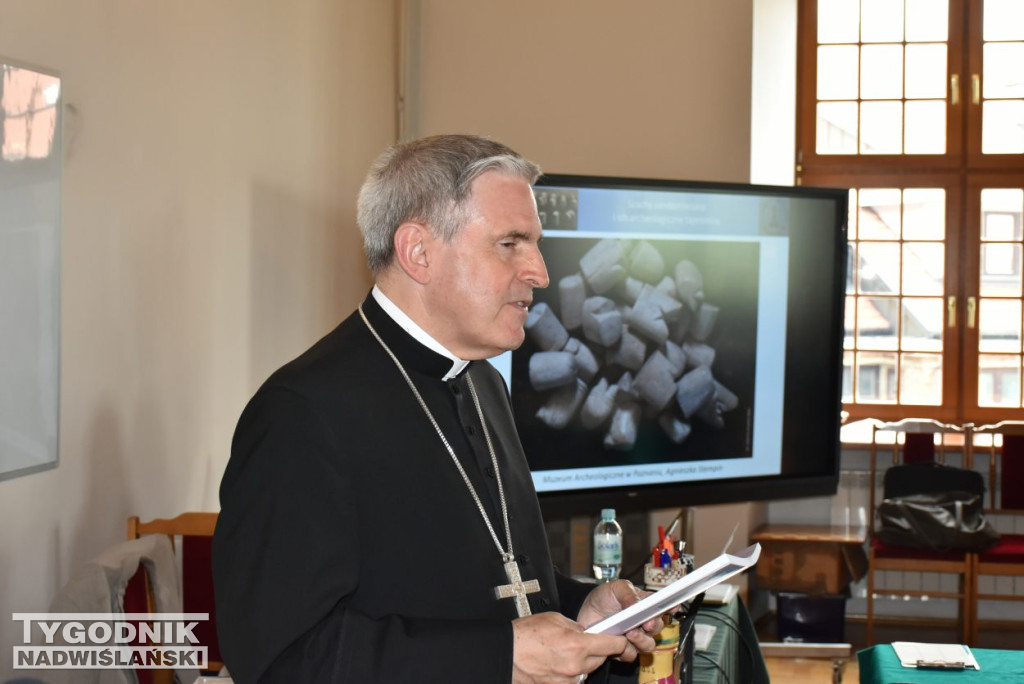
[[512, 236, 760, 470]]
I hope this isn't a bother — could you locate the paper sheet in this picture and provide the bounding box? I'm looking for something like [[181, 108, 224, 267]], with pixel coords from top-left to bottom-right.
[[891, 641, 980, 670]]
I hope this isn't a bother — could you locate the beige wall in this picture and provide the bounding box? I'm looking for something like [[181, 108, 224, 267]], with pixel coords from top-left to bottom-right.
[[0, 1, 392, 675], [410, 0, 761, 565], [409, 0, 753, 183]]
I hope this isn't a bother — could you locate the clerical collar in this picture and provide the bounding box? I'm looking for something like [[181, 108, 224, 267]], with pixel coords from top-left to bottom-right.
[[371, 285, 470, 381]]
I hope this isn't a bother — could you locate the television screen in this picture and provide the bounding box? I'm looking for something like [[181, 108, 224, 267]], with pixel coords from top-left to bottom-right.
[[489, 174, 848, 516]]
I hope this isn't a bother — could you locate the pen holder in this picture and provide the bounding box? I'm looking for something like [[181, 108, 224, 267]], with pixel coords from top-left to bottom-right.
[[638, 616, 680, 684]]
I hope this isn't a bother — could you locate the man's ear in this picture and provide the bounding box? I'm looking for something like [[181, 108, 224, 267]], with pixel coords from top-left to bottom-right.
[[393, 221, 433, 284]]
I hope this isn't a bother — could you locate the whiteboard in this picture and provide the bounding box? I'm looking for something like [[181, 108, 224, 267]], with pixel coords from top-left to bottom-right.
[[0, 57, 62, 481]]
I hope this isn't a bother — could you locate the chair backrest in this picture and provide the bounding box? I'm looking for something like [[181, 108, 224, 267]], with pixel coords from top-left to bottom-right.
[[128, 512, 220, 667], [969, 422, 1024, 512], [883, 462, 985, 499]]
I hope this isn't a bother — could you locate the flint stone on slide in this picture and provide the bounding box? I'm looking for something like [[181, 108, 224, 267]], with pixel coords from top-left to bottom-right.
[[662, 340, 688, 379], [581, 378, 616, 429], [676, 365, 716, 418], [696, 400, 726, 429], [580, 239, 627, 294], [558, 273, 586, 330], [682, 341, 716, 369], [713, 380, 739, 411], [536, 378, 587, 429], [627, 240, 666, 284], [669, 306, 692, 343], [528, 351, 577, 392], [614, 371, 639, 404], [618, 277, 645, 305], [633, 351, 677, 411], [564, 337, 599, 382], [581, 297, 623, 347], [625, 300, 669, 345], [636, 284, 683, 321], [654, 275, 678, 299], [674, 260, 703, 309], [691, 303, 719, 342], [603, 403, 641, 450], [658, 413, 693, 444], [607, 325, 647, 371], [525, 302, 569, 351]]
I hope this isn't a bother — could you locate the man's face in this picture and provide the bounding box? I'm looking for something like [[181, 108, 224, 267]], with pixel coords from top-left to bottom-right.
[[424, 172, 549, 359]]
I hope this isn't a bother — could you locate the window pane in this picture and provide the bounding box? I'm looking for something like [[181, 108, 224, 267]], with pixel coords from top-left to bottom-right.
[[980, 244, 1023, 296], [861, 101, 903, 153], [902, 299, 944, 351], [981, 189, 1024, 229], [903, 188, 946, 240], [859, 243, 902, 294], [858, 297, 900, 349], [904, 100, 947, 153], [900, 352, 943, 404], [848, 189, 859, 239], [983, 43, 1024, 99], [978, 298, 1022, 352], [817, 102, 859, 154], [861, 45, 904, 99], [856, 351, 898, 402], [858, 188, 902, 239], [982, 100, 1024, 154], [819, 45, 860, 100], [978, 354, 1022, 407], [819, 0, 860, 43], [845, 295, 856, 347], [862, 0, 905, 43], [906, 0, 949, 42], [842, 350, 854, 402], [902, 242, 944, 295], [905, 44, 947, 98], [984, 0, 1024, 42]]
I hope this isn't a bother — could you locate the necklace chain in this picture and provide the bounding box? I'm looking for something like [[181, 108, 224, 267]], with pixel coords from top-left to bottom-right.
[[358, 305, 515, 562]]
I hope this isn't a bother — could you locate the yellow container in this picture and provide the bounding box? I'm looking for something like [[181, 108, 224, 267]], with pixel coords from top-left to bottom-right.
[[638, 617, 680, 684]]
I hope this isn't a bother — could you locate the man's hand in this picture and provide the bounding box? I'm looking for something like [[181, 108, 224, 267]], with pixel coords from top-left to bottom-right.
[[512, 611, 628, 684], [576, 580, 665, 662]]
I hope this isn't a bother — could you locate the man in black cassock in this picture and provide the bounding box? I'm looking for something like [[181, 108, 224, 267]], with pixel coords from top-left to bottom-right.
[[212, 135, 662, 683]]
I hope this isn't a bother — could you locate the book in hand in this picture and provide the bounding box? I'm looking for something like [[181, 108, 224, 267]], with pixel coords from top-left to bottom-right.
[[584, 543, 761, 636]]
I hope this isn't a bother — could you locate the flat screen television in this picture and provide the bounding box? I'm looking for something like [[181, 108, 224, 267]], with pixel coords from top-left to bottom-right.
[[489, 174, 848, 517]]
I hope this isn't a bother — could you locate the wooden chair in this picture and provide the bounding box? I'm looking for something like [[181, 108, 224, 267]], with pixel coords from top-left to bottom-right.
[[966, 422, 1024, 646], [866, 419, 974, 646], [128, 512, 221, 673]]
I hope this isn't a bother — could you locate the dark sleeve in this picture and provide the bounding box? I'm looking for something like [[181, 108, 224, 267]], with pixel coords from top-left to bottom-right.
[[213, 387, 512, 684], [554, 571, 596, 621]]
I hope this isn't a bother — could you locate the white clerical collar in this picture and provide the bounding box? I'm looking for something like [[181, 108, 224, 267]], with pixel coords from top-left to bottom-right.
[[371, 285, 470, 381]]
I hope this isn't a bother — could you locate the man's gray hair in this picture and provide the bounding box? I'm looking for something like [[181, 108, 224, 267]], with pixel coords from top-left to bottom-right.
[[357, 134, 542, 275]]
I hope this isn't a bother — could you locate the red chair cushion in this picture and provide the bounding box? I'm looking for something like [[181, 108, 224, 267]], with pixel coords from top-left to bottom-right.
[[977, 533, 1024, 563], [903, 432, 936, 464], [1001, 436, 1024, 509], [123, 564, 154, 684], [182, 535, 221, 665], [871, 537, 968, 562]]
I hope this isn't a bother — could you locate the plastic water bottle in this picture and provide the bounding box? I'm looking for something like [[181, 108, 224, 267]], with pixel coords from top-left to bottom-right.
[[593, 508, 623, 582]]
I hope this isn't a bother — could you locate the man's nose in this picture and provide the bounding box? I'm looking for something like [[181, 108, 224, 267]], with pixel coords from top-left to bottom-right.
[[522, 246, 550, 288]]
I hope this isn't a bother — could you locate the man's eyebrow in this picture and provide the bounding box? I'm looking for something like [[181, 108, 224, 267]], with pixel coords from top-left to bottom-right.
[[502, 230, 541, 242]]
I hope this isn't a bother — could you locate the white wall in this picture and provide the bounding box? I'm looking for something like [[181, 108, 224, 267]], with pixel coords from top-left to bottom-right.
[[0, 1, 393, 677]]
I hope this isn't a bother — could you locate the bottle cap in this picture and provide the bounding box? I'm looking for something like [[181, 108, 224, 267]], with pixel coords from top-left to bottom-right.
[[601, 508, 615, 521]]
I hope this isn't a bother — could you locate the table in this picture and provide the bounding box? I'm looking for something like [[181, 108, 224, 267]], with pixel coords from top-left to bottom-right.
[[750, 524, 868, 594], [858, 644, 1024, 683]]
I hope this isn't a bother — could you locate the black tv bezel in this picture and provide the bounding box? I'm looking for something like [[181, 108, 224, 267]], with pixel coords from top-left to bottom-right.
[[522, 173, 849, 519]]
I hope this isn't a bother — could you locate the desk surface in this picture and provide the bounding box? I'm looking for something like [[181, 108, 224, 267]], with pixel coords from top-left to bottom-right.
[[751, 523, 867, 545], [858, 644, 1024, 683]]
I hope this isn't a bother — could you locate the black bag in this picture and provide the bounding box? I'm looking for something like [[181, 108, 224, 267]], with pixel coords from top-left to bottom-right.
[[875, 462, 1001, 553]]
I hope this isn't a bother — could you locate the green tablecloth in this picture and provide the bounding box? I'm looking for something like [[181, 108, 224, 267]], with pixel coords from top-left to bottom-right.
[[690, 597, 769, 684], [858, 644, 1024, 683]]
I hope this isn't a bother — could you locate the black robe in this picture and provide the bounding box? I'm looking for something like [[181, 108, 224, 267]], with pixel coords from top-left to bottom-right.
[[213, 292, 598, 683]]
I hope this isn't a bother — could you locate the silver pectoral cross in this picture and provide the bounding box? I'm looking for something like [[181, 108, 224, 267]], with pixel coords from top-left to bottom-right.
[[494, 553, 541, 617]]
